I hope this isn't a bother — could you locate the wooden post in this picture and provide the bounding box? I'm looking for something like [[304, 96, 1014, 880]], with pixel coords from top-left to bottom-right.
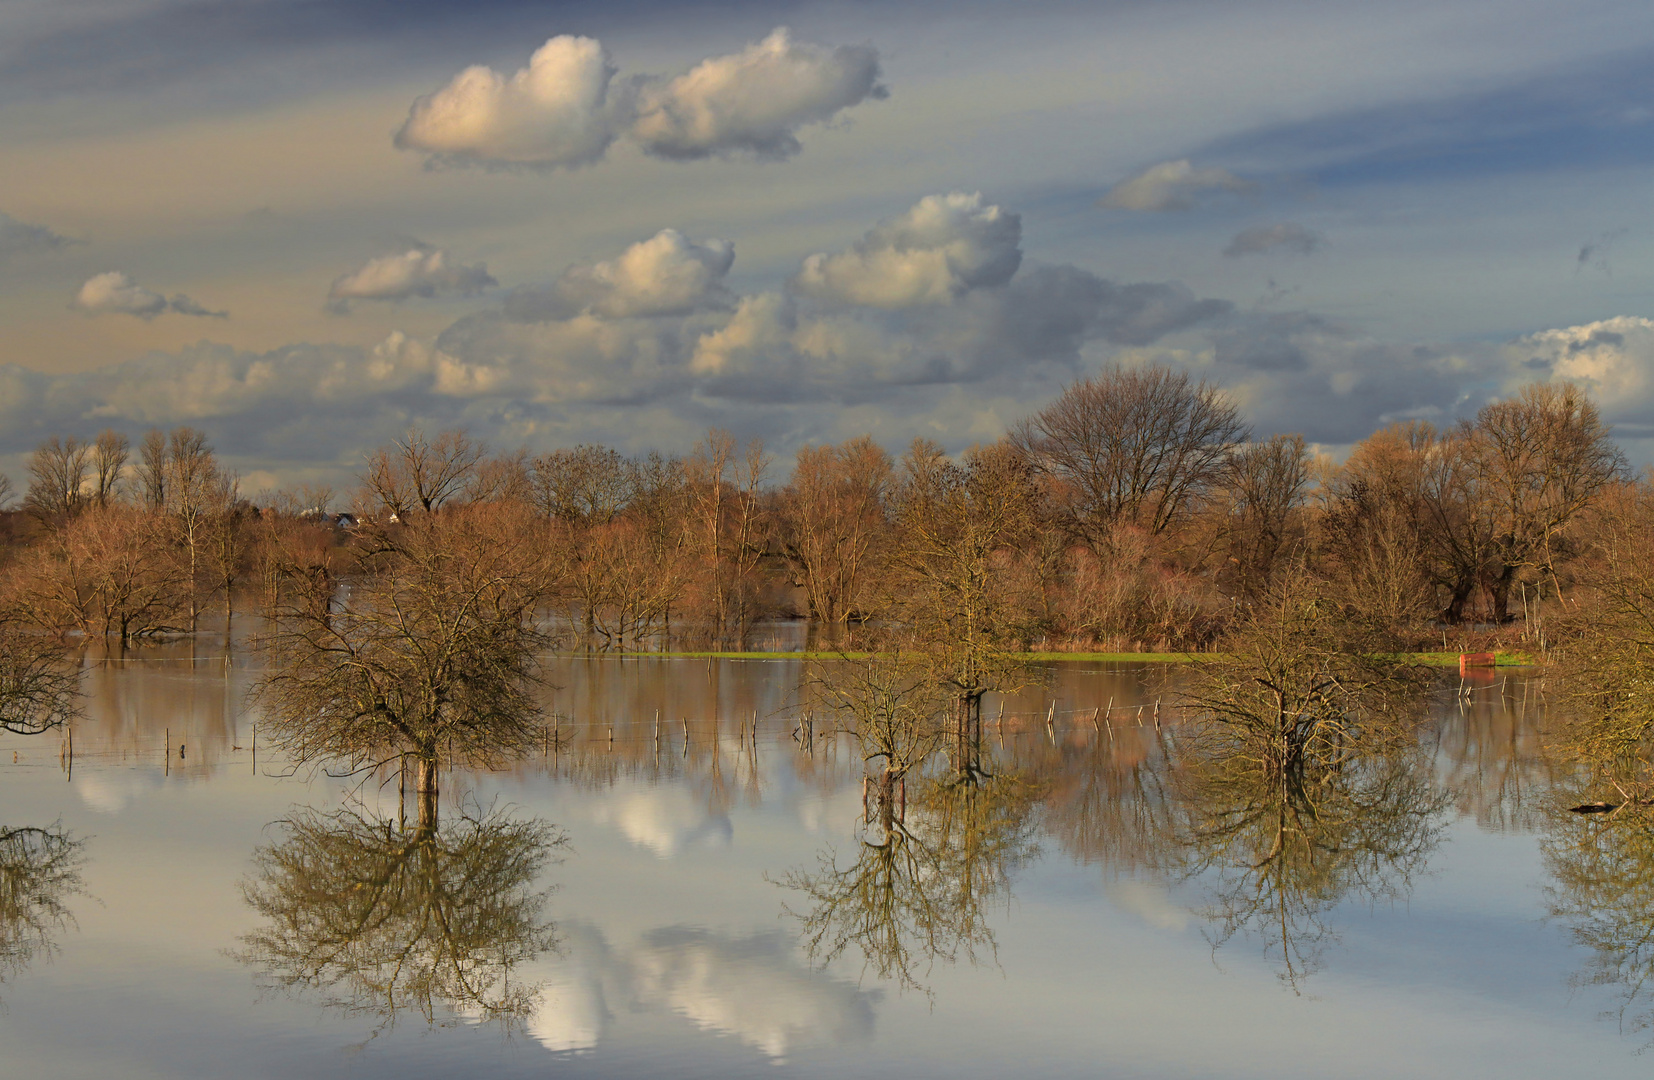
[[165, 727, 170, 776]]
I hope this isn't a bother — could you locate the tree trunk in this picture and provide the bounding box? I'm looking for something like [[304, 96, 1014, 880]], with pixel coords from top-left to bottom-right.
[[1443, 578, 1475, 624], [415, 754, 440, 831], [1490, 566, 1517, 625], [876, 767, 897, 837]]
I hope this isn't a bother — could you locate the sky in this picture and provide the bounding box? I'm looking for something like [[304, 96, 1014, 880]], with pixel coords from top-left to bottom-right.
[[1, 0, 1651, 492]]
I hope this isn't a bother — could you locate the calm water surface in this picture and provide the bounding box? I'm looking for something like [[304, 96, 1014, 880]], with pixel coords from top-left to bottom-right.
[[0, 649, 1638, 1078]]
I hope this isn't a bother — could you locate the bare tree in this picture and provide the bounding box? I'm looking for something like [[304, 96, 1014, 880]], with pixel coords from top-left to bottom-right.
[[165, 427, 224, 631], [685, 429, 735, 635], [1323, 422, 1442, 628], [1011, 365, 1248, 553], [1170, 752, 1445, 990], [1218, 433, 1311, 602], [466, 449, 532, 505], [297, 484, 334, 516], [778, 775, 1042, 997], [777, 436, 892, 638], [0, 473, 12, 510], [529, 445, 636, 524], [728, 437, 772, 645], [1550, 480, 1654, 796], [23, 437, 90, 523], [1179, 568, 1426, 777], [0, 624, 80, 734], [887, 440, 1039, 779], [205, 474, 251, 631], [238, 806, 561, 1029], [137, 428, 168, 510], [0, 824, 88, 998], [253, 506, 556, 811], [1473, 383, 1625, 621], [363, 428, 486, 518], [90, 429, 129, 507]]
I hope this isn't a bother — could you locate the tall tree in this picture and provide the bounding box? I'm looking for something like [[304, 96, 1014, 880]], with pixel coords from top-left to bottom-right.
[[363, 428, 486, 518], [90, 429, 129, 507], [888, 440, 1038, 779], [1218, 433, 1311, 603], [1011, 365, 1248, 553], [778, 436, 892, 638], [253, 506, 556, 811], [137, 429, 168, 510], [1473, 383, 1625, 621], [165, 427, 224, 631], [23, 437, 90, 523]]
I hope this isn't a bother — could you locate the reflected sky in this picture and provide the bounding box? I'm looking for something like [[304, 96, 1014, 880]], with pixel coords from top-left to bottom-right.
[[0, 649, 1643, 1077]]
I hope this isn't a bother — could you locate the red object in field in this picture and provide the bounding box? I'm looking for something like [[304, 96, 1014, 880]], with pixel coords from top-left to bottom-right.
[[1459, 652, 1496, 676]]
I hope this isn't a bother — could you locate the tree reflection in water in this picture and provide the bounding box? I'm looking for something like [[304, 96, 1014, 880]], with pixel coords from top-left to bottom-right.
[[1544, 809, 1654, 1045], [0, 823, 87, 996], [778, 774, 1043, 996], [1170, 752, 1447, 989], [237, 805, 564, 1032]]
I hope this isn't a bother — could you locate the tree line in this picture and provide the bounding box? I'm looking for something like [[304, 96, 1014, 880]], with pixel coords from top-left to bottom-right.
[[0, 364, 1631, 655]]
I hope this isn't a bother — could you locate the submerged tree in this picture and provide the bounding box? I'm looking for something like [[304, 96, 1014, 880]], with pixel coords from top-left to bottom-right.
[[887, 440, 1039, 781], [1179, 568, 1427, 778], [1170, 751, 1446, 989], [1540, 788, 1654, 1046], [0, 823, 88, 996], [1551, 483, 1654, 801], [0, 622, 78, 736], [778, 774, 1043, 996], [807, 649, 952, 822], [237, 806, 562, 1030], [1165, 564, 1442, 987], [252, 505, 556, 820]]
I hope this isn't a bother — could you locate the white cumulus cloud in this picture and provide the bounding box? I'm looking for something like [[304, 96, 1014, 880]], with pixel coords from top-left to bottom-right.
[[1508, 316, 1654, 436], [1101, 159, 1255, 212], [328, 248, 496, 310], [793, 192, 1022, 308], [395, 29, 884, 170], [395, 35, 620, 168], [73, 271, 224, 319], [506, 229, 735, 321], [630, 28, 885, 161]]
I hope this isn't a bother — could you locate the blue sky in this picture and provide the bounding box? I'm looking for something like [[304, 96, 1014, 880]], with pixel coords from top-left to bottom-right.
[[1, 0, 1650, 490]]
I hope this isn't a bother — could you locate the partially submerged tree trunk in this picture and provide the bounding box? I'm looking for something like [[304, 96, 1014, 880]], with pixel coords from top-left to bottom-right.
[[415, 755, 440, 831]]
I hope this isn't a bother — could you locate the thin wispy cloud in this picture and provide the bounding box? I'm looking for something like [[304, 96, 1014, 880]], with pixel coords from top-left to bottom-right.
[[1100, 160, 1255, 212]]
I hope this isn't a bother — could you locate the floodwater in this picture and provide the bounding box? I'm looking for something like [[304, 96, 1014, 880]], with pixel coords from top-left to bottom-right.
[[0, 647, 1642, 1078]]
